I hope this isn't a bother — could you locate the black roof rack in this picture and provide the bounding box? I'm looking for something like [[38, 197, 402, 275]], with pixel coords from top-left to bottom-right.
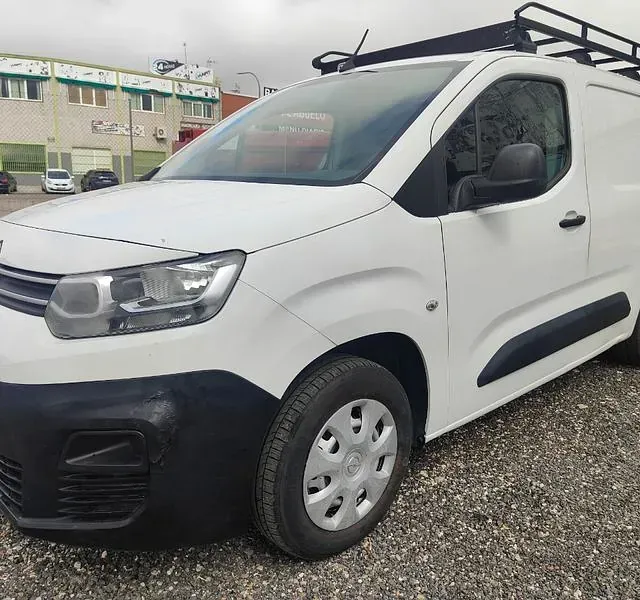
[[312, 2, 640, 81]]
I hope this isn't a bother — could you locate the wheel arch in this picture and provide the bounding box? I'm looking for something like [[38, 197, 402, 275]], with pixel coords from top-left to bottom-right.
[[283, 332, 429, 444]]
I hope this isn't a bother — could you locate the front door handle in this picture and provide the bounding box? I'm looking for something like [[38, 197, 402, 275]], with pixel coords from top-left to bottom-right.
[[559, 214, 587, 229]]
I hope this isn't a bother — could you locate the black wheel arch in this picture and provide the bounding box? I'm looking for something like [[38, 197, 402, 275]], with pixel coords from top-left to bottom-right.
[[284, 332, 429, 444]]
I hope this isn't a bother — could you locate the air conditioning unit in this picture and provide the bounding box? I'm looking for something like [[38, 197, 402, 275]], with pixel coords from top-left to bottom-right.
[[155, 127, 167, 139]]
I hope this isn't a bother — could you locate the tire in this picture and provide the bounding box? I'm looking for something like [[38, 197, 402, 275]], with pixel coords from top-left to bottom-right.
[[254, 356, 412, 560], [611, 315, 640, 365]]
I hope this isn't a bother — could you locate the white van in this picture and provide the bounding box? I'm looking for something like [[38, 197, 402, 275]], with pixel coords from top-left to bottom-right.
[[1, 4, 639, 558]]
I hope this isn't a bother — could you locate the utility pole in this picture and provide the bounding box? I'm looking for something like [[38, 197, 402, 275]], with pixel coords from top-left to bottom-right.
[[183, 42, 189, 78], [128, 96, 135, 182]]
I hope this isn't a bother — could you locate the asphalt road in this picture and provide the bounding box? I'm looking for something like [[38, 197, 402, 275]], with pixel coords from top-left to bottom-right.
[[0, 193, 639, 598]]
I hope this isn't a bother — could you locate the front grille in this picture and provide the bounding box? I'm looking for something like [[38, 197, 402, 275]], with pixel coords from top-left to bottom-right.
[[58, 473, 149, 523], [0, 455, 23, 515], [0, 264, 59, 317]]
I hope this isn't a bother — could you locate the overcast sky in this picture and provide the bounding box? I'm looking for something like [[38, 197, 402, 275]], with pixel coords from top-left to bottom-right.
[[2, 0, 636, 94]]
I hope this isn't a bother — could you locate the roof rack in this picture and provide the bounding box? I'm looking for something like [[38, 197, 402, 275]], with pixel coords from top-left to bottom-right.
[[312, 2, 640, 81]]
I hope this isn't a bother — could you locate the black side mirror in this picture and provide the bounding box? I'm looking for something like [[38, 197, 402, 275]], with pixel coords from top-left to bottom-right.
[[453, 143, 547, 212]]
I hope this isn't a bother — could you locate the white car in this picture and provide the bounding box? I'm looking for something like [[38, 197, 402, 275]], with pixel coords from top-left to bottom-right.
[[41, 169, 75, 194], [0, 3, 639, 559]]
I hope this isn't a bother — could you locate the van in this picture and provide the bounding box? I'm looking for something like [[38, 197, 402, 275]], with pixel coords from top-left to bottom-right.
[[0, 3, 639, 559]]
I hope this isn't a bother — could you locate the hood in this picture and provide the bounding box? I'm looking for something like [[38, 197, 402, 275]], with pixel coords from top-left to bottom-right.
[[3, 180, 391, 253]]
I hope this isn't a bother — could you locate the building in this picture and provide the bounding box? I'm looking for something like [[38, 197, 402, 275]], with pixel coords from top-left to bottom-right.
[[221, 92, 256, 119], [0, 53, 222, 187]]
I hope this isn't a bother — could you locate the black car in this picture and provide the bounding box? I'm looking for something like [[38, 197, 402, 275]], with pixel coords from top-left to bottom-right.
[[0, 171, 17, 194], [80, 170, 119, 192]]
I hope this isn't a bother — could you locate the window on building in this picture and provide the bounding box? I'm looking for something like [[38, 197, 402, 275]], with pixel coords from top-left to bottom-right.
[[0, 77, 42, 101], [130, 93, 165, 113], [182, 100, 213, 119], [445, 79, 569, 198], [0, 143, 47, 173], [68, 84, 107, 107]]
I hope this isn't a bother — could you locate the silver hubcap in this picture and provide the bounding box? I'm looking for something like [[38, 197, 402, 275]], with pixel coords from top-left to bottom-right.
[[303, 399, 398, 531]]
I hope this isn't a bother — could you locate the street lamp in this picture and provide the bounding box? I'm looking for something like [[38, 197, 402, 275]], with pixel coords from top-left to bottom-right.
[[237, 71, 262, 98]]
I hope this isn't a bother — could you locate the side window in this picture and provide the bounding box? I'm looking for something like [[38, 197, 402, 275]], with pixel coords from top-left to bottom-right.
[[445, 79, 569, 199], [478, 80, 568, 181]]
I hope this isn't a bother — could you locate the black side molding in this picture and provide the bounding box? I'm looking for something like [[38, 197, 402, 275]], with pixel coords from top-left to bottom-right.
[[478, 292, 631, 387]]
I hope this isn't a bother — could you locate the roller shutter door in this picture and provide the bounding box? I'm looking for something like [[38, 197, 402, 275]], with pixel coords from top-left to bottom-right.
[[133, 150, 166, 178], [71, 148, 113, 175]]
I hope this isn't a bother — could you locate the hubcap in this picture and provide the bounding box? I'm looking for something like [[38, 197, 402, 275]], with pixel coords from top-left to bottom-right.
[[303, 399, 398, 531]]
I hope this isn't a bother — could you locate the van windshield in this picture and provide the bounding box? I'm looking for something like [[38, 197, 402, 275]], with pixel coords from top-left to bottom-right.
[[154, 61, 467, 186]]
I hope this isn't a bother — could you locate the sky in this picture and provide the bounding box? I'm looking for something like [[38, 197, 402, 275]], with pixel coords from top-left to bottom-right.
[[2, 0, 637, 94]]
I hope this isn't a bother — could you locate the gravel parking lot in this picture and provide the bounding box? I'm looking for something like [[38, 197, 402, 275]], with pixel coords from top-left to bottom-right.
[[0, 192, 57, 218], [0, 194, 639, 599]]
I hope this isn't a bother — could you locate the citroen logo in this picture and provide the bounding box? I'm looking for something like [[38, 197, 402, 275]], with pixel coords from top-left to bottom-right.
[[345, 453, 363, 477]]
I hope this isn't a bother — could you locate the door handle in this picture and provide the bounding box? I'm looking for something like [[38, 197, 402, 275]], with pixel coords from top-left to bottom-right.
[[559, 214, 587, 229]]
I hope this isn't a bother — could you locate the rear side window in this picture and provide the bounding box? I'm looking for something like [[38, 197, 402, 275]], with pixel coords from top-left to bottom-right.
[[445, 79, 569, 194]]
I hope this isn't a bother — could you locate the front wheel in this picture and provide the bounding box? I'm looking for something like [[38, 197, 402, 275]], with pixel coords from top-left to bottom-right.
[[254, 356, 412, 560]]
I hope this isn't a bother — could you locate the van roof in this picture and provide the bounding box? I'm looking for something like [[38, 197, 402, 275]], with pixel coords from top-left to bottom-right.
[[312, 3, 640, 83]]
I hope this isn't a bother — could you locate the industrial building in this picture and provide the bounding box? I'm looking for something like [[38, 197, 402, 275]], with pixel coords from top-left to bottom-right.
[[0, 53, 222, 187]]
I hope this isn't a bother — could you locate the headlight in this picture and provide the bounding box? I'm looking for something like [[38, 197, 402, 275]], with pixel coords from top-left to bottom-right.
[[45, 251, 245, 339]]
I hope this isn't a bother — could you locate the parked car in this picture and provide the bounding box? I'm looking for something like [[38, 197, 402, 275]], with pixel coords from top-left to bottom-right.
[[80, 169, 119, 192], [0, 172, 17, 194], [41, 169, 75, 194], [1, 3, 640, 560]]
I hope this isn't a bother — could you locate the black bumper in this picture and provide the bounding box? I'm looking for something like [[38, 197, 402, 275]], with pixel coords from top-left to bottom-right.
[[0, 371, 280, 548]]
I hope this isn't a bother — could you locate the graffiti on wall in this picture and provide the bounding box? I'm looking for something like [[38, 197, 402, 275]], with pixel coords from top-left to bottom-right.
[[92, 120, 145, 137], [54, 63, 117, 87], [0, 56, 50, 77], [120, 72, 172, 95], [175, 81, 220, 101]]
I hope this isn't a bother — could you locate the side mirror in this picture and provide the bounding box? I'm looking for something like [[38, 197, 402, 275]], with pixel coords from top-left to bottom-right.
[[454, 143, 547, 212]]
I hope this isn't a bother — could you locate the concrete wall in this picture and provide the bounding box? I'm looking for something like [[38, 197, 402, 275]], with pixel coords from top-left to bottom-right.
[[60, 152, 72, 174], [47, 151, 59, 168]]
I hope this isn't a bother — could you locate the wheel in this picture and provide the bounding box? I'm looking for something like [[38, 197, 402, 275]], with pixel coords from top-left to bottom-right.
[[254, 356, 412, 560], [612, 315, 640, 365]]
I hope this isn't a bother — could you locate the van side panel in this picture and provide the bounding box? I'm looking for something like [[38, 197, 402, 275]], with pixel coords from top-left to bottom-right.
[[582, 81, 640, 326]]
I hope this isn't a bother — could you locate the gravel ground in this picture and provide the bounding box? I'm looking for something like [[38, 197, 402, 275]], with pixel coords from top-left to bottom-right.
[[0, 358, 638, 599], [0, 192, 53, 218], [1, 193, 639, 598]]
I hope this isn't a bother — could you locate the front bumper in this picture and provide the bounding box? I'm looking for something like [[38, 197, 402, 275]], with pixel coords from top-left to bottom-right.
[[0, 371, 280, 548], [45, 185, 74, 193]]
